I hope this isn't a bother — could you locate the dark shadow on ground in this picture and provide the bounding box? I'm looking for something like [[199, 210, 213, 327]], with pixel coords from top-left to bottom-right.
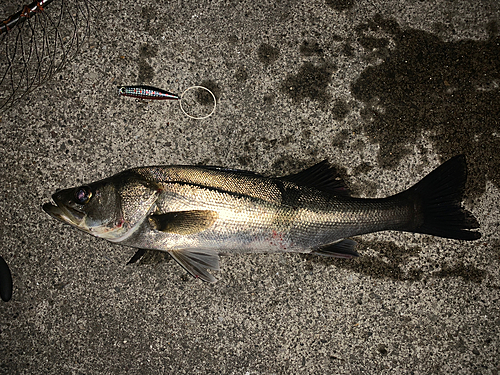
[[351, 15, 500, 198]]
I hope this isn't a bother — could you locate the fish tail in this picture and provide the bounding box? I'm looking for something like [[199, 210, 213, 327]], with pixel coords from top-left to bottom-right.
[[399, 155, 481, 240]]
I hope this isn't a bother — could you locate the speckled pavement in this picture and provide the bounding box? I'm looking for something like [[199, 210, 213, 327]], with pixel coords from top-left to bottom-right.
[[1, 0, 499, 373]]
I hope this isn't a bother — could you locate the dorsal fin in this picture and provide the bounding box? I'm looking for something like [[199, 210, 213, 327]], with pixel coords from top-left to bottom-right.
[[202, 165, 264, 177], [279, 160, 350, 196]]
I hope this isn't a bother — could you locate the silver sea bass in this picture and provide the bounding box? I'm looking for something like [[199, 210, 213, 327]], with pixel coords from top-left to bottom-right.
[[43, 155, 481, 282]]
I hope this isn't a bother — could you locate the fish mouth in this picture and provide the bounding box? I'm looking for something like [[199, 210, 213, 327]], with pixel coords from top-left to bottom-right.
[[42, 201, 85, 227]]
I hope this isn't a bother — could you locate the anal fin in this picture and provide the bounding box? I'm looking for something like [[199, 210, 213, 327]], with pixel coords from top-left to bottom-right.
[[312, 239, 359, 259], [168, 248, 220, 283]]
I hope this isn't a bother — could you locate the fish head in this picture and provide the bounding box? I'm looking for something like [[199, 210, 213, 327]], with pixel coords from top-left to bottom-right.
[[43, 172, 161, 241]]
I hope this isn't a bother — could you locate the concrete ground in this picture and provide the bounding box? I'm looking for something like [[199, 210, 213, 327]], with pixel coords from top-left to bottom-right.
[[1, 0, 499, 373]]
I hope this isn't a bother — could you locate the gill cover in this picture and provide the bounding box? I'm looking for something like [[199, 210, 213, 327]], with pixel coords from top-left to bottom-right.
[[43, 171, 161, 241]]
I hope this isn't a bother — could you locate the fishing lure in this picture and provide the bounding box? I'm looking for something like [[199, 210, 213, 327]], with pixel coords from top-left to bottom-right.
[[119, 85, 217, 120], [118, 86, 180, 100]]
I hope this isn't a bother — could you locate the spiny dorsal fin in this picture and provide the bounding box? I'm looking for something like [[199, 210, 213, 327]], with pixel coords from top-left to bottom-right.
[[279, 160, 350, 196], [312, 239, 359, 259], [148, 210, 218, 235], [168, 248, 220, 283], [202, 165, 264, 177]]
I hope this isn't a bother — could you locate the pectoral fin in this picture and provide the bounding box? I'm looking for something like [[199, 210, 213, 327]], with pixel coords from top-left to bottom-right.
[[168, 248, 220, 283], [148, 210, 218, 235], [312, 239, 359, 259]]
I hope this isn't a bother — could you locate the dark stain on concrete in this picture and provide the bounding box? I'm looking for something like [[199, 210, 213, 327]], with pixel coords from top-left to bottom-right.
[[331, 129, 350, 148], [352, 161, 374, 175], [492, 239, 500, 261], [139, 44, 158, 59], [281, 62, 336, 105], [342, 42, 355, 57], [486, 20, 498, 37], [137, 44, 158, 83], [263, 93, 275, 105], [243, 136, 256, 152], [331, 99, 350, 120], [197, 80, 221, 105], [227, 35, 239, 45], [257, 44, 280, 65], [358, 35, 390, 51], [302, 239, 423, 281], [325, 0, 355, 12], [300, 41, 324, 56], [141, 6, 162, 36], [137, 61, 155, 83], [237, 155, 253, 167], [234, 66, 249, 82], [377, 344, 388, 356], [303, 238, 489, 283], [351, 15, 500, 197], [433, 262, 486, 283]]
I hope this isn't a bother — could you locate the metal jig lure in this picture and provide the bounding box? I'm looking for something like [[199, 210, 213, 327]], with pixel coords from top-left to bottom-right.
[[118, 86, 179, 100]]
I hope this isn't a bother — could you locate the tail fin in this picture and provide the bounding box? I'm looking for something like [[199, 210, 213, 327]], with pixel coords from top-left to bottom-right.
[[400, 155, 481, 240]]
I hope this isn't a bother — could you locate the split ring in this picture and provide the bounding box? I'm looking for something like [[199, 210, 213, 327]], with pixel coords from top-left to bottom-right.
[[179, 85, 217, 120]]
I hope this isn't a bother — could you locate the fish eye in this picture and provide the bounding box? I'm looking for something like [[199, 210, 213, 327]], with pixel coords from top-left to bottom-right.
[[74, 186, 92, 204]]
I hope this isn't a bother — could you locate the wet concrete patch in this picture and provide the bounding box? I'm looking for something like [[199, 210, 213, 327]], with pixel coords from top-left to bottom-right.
[[302, 239, 423, 281], [234, 65, 249, 82], [137, 43, 158, 83], [433, 262, 486, 283], [300, 41, 324, 57], [331, 129, 351, 148], [263, 93, 275, 105], [351, 15, 500, 197], [325, 0, 356, 12], [281, 62, 336, 105], [341, 42, 355, 57], [139, 43, 158, 59], [331, 98, 350, 120], [141, 6, 158, 35], [257, 43, 280, 65], [138, 61, 155, 83], [303, 238, 488, 283], [493, 239, 500, 261], [197, 80, 221, 104]]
